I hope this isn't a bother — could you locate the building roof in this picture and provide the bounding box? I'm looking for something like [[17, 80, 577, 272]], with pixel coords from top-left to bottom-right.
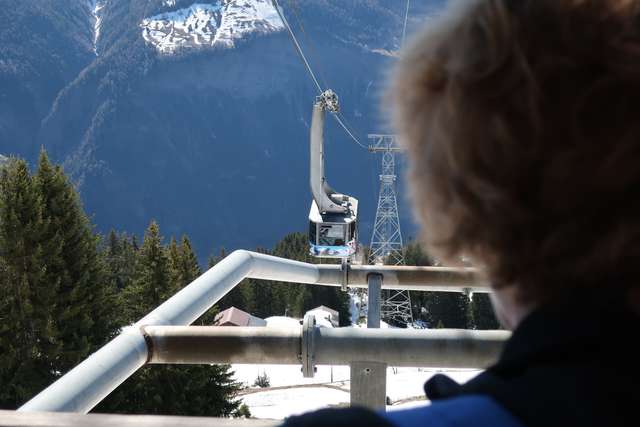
[[306, 306, 340, 328], [214, 307, 266, 327], [310, 305, 339, 317]]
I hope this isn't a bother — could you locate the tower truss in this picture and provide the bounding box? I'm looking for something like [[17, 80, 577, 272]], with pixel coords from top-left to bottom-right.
[[368, 134, 413, 326]]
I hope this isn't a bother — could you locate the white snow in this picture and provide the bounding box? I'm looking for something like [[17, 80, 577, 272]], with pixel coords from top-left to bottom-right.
[[234, 298, 481, 420], [229, 295, 478, 420], [234, 364, 351, 389], [242, 387, 349, 419], [233, 364, 482, 420], [140, 0, 284, 54], [350, 292, 365, 325], [265, 316, 301, 328], [88, 0, 107, 56], [305, 309, 335, 328], [163, 0, 177, 6], [88, 0, 106, 55]]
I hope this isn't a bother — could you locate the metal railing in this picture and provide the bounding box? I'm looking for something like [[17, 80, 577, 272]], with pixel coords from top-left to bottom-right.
[[19, 250, 503, 414], [144, 325, 507, 368]]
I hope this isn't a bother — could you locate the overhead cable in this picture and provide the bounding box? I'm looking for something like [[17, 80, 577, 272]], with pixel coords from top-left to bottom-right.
[[334, 114, 368, 150], [272, 0, 368, 150], [402, 0, 411, 46], [290, 0, 329, 90], [272, 0, 323, 95]]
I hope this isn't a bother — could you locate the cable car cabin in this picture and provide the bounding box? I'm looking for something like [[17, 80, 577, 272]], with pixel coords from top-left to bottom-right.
[[308, 196, 358, 258]]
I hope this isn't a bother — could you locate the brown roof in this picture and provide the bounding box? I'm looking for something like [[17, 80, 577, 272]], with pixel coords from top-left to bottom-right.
[[214, 307, 250, 326], [214, 307, 266, 327]]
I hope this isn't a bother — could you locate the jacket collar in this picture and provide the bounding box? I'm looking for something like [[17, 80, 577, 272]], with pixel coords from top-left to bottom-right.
[[424, 290, 640, 426]]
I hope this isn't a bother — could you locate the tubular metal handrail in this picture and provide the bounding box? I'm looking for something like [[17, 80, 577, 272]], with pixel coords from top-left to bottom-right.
[[144, 325, 509, 368], [19, 250, 488, 414]]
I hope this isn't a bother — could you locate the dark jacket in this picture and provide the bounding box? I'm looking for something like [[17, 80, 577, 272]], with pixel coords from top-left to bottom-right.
[[283, 291, 640, 427]]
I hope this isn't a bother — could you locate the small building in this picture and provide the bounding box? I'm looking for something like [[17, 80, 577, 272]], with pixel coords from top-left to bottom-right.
[[214, 307, 267, 327], [306, 305, 340, 327]]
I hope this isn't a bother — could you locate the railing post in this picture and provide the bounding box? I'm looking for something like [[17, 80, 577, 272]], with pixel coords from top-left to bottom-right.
[[351, 273, 387, 410], [367, 273, 382, 328]]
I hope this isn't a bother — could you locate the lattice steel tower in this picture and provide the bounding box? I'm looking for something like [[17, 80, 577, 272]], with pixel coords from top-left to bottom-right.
[[368, 134, 413, 326]]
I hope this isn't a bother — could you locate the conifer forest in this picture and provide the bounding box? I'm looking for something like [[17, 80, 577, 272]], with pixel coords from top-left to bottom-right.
[[0, 153, 497, 414]]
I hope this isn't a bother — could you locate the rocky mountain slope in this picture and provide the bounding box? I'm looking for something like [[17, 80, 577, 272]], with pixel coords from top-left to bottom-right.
[[0, 0, 444, 258], [141, 0, 283, 53]]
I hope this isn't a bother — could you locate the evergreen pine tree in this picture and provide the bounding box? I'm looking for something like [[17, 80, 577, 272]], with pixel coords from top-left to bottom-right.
[[123, 220, 171, 320], [292, 286, 313, 317], [217, 278, 256, 314], [207, 247, 226, 269], [212, 248, 257, 315], [35, 150, 114, 369], [177, 236, 201, 287], [419, 291, 471, 329], [0, 159, 58, 408], [471, 293, 500, 329], [403, 241, 434, 267], [99, 224, 241, 416], [102, 230, 138, 327], [402, 241, 474, 328], [167, 236, 181, 293], [171, 235, 221, 324], [104, 230, 133, 292]]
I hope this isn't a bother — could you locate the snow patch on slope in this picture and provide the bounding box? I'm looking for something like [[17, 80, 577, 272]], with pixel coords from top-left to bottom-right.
[[141, 1, 283, 54], [88, 0, 106, 55]]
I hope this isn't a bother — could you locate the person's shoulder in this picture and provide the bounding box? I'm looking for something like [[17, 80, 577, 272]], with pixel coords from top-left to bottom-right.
[[281, 396, 522, 427], [281, 406, 394, 427], [383, 395, 523, 427]]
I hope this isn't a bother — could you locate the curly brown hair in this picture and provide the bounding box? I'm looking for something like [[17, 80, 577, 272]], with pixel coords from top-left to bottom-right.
[[392, 0, 640, 303]]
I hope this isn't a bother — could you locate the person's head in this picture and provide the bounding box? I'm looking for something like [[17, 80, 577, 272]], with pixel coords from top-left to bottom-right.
[[392, 0, 640, 320]]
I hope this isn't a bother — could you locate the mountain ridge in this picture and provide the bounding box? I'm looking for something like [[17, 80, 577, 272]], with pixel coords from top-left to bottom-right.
[[0, 0, 444, 259], [141, 0, 283, 53]]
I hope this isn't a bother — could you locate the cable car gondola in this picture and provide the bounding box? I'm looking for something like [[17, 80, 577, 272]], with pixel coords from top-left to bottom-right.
[[269, 1, 360, 259], [307, 90, 359, 259], [309, 196, 358, 258]]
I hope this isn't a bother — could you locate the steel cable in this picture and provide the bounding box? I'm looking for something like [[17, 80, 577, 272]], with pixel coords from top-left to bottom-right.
[[402, 0, 411, 46], [333, 113, 368, 150], [273, 0, 323, 95], [272, 0, 368, 150]]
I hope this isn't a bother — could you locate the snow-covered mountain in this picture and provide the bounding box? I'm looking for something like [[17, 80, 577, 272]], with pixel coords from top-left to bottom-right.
[[1, 0, 444, 259], [141, 0, 283, 53]]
